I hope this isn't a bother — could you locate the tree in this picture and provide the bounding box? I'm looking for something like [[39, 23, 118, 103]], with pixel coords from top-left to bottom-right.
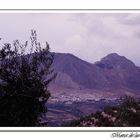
[[116, 96, 140, 126], [0, 30, 56, 126]]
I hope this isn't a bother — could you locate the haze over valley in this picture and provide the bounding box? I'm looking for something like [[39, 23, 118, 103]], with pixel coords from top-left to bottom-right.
[[45, 52, 140, 126]]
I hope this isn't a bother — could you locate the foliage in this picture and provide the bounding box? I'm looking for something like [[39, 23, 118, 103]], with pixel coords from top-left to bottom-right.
[[116, 96, 140, 126], [63, 96, 140, 127], [0, 30, 56, 126]]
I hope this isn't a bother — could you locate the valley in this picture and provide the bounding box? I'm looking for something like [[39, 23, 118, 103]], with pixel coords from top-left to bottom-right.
[[42, 52, 140, 126]]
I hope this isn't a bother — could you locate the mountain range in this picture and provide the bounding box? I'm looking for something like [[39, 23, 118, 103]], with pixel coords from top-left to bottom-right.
[[46, 52, 140, 126], [49, 53, 140, 96]]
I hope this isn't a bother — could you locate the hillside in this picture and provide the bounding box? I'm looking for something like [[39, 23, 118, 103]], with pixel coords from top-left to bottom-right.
[[51, 53, 140, 90], [45, 53, 140, 126], [63, 96, 140, 127], [49, 52, 140, 99]]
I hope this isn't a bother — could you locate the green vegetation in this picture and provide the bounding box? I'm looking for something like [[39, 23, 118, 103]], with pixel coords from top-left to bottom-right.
[[63, 96, 140, 127], [0, 30, 56, 126]]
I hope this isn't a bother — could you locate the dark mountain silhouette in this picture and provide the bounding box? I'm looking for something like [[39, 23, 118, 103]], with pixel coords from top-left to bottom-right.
[[51, 52, 140, 92]]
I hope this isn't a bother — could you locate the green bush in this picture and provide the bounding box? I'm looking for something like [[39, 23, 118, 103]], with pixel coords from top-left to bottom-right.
[[0, 30, 56, 126]]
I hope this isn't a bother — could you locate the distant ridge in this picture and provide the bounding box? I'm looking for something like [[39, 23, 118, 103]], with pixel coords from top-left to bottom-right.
[[50, 52, 140, 92]]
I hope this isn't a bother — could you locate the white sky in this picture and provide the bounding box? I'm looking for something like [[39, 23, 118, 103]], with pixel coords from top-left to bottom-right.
[[0, 13, 140, 66]]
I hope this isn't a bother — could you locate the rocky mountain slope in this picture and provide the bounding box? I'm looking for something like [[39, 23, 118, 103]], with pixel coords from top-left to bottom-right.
[[49, 53, 140, 98], [45, 53, 140, 126]]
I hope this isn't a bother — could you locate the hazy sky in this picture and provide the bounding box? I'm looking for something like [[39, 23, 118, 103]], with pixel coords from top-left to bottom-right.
[[0, 13, 140, 66]]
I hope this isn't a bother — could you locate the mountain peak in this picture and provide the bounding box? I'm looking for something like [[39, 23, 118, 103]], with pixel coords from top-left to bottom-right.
[[105, 53, 121, 58], [101, 53, 125, 61], [95, 53, 136, 72], [51, 52, 140, 92], [101, 52, 135, 64]]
